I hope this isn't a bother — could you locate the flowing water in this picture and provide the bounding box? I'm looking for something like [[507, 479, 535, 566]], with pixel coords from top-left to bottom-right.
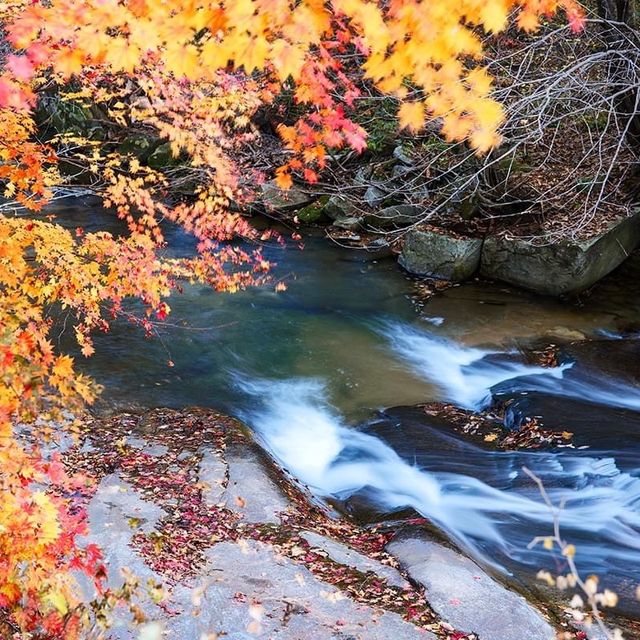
[[59, 199, 640, 613]]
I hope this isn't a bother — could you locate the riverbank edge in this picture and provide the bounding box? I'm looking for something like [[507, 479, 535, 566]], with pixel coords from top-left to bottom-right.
[[60, 405, 588, 640]]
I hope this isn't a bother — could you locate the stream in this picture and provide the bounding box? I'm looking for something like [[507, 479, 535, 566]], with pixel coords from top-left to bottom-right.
[[58, 198, 640, 615]]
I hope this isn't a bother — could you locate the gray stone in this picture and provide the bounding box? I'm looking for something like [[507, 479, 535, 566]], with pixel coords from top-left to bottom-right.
[[198, 449, 227, 505], [322, 195, 362, 220], [300, 531, 409, 589], [167, 539, 434, 640], [393, 144, 416, 166], [364, 185, 386, 208], [333, 216, 363, 231], [366, 204, 426, 229], [387, 536, 556, 640], [391, 164, 414, 179], [480, 211, 640, 296], [354, 165, 375, 185], [261, 181, 315, 212], [82, 474, 165, 590], [126, 435, 169, 457], [223, 445, 291, 523], [399, 228, 483, 281], [78, 474, 169, 639]]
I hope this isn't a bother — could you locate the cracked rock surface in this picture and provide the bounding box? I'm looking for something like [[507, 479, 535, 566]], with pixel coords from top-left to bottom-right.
[[66, 408, 562, 640]]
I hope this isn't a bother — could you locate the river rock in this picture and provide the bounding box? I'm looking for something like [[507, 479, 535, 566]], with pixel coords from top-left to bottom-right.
[[296, 197, 330, 223], [399, 227, 483, 281], [223, 444, 291, 523], [393, 144, 416, 166], [169, 539, 435, 640], [480, 211, 640, 296], [366, 204, 426, 229], [299, 531, 409, 589], [198, 449, 227, 505], [322, 194, 362, 220], [261, 180, 315, 212], [387, 535, 556, 640], [364, 185, 387, 208]]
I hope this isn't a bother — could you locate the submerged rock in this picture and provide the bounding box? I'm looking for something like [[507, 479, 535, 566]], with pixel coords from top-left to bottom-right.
[[399, 227, 483, 281], [387, 534, 556, 640], [481, 211, 640, 296]]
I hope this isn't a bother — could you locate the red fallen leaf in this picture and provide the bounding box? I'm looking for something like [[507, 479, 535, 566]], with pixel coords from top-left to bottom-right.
[[448, 598, 462, 606], [403, 517, 430, 526]]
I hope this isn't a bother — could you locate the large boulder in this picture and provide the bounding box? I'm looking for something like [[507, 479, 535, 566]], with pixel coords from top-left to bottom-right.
[[481, 211, 640, 296], [399, 227, 483, 281]]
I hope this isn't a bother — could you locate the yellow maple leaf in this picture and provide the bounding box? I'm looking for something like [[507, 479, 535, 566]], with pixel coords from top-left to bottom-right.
[[398, 101, 425, 133]]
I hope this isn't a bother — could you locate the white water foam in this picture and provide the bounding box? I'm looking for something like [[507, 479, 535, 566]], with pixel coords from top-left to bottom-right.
[[238, 376, 640, 575], [383, 322, 640, 412]]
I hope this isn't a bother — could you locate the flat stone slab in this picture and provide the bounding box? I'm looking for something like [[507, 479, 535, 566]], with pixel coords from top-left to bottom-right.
[[198, 448, 227, 505], [167, 539, 435, 640], [387, 536, 556, 640], [480, 211, 640, 295], [84, 473, 165, 588], [79, 474, 169, 639], [300, 531, 410, 589], [223, 444, 291, 523]]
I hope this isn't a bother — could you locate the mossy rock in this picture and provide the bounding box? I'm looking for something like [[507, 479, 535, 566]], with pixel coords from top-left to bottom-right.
[[297, 196, 330, 224]]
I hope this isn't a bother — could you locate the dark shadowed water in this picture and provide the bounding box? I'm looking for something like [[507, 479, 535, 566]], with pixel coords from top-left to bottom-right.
[[55, 199, 640, 614]]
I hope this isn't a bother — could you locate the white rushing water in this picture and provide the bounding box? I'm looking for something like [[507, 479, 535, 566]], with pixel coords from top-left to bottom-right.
[[237, 322, 640, 576], [383, 321, 640, 413]]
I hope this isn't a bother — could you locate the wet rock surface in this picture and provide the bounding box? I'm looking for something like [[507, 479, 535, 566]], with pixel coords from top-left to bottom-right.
[[299, 530, 410, 589], [387, 534, 556, 640]]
